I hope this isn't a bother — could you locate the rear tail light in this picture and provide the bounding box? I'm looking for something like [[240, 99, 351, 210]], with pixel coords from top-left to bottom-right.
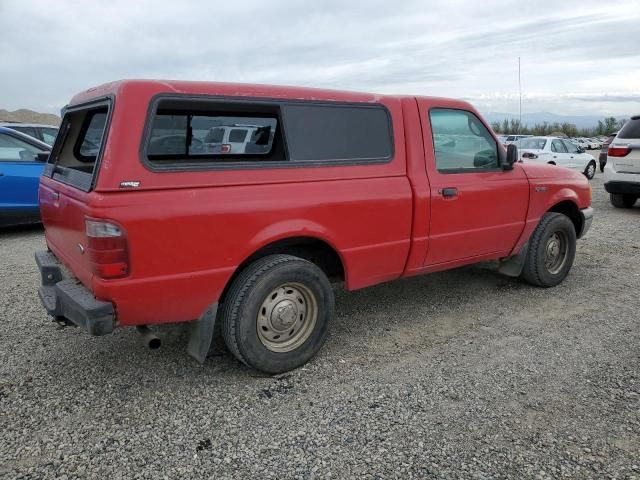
[[608, 146, 631, 157], [522, 152, 538, 159], [220, 144, 231, 153], [85, 218, 129, 279]]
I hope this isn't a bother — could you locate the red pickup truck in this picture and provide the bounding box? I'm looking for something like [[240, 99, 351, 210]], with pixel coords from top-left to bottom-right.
[[36, 80, 593, 373]]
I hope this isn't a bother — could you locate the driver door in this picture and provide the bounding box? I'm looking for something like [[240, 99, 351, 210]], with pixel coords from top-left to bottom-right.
[[417, 103, 530, 266]]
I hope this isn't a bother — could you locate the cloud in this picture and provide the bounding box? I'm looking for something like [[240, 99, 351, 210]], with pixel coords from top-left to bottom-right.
[[0, 0, 638, 116]]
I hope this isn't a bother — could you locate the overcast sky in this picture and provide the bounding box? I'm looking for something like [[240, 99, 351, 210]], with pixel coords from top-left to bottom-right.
[[1, 0, 639, 117]]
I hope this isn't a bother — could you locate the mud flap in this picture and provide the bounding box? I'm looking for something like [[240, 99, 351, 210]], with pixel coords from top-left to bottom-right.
[[187, 303, 218, 364], [498, 242, 529, 277]]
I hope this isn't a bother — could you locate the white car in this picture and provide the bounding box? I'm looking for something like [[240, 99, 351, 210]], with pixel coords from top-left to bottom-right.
[[576, 137, 599, 150], [587, 137, 602, 149], [517, 136, 597, 179], [571, 138, 594, 150], [496, 135, 509, 146], [504, 134, 532, 145], [201, 124, 274, 154], [604, 115, 640, 208]]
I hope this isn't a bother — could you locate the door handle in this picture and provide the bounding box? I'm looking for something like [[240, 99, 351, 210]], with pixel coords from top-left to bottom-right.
[[441, 187, 458, 198]]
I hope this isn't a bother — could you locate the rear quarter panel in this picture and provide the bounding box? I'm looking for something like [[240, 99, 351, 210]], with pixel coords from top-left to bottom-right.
[[91, 177, 412, 325]]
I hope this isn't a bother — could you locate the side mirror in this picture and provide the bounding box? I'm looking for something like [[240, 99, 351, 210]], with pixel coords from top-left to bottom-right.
[[577, 146, 585, 153], [503, 144, 518, 170], [36, 152, 50, 162]]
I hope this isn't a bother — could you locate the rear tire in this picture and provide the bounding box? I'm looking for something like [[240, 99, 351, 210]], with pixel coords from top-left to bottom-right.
[[583, 160, 596, 179], [520, 213, 576, 288], [610, 193, 637, 208], [221, 254, 334, 374]]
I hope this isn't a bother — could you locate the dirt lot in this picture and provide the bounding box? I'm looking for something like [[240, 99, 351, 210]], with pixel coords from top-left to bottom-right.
[[0, 169, 639, 479]]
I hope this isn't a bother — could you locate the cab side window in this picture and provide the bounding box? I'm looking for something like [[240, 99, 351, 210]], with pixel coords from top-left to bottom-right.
[[429, 109, 499, 172], [551, 140, 568, 153]]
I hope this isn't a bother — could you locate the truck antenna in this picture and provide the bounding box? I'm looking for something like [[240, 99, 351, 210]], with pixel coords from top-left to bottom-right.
[[518, 56, 522, 133]]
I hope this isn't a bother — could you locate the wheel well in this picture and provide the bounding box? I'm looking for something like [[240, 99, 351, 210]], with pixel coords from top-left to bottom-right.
[[219, 237, 345, 304], [548, 200, 581, 235]]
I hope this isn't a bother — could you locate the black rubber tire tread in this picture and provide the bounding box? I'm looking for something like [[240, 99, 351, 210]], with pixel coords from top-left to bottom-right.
[[610, 193, 637, 208], [220, 254, 333, 373], [584, 160, 596, 179], [520, 212, 577, 288]]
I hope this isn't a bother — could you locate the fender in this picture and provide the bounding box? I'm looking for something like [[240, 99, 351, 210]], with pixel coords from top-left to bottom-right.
[[229, 218, 350, 288], [510, 185, 581, 256], [186, 222, 347, 363]]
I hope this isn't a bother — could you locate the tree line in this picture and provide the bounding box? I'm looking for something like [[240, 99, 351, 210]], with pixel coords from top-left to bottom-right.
[[491, 117, 627, 137]]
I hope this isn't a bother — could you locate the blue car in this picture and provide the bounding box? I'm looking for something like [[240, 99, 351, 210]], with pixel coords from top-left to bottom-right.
[[0, 126, 51, 227]]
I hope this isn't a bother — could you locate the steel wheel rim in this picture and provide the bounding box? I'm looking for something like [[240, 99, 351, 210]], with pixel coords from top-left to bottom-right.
[[544, 231, 569, 275], [257, 282, 318, 353]]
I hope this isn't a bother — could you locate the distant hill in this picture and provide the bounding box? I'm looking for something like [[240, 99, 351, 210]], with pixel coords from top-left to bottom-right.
[[0, 109, 61, 126], [482, 111, 629, 130]]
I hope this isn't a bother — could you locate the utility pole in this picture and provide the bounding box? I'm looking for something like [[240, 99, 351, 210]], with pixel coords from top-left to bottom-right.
[[518, 56, 522, 133]]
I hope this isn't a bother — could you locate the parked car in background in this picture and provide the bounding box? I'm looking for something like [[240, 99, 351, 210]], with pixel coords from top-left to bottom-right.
[[599, 132, 618, 172], [0, 126, 50, 226], [505, 134, 532, 145], [517, 136, 597, 179], [0, 122, 59, 146], [587, 138, 602, 149], [572, 137, 599, 150], [570, 138, 587, 149], [35, 79, 593, 374], [604, 115, 640, 208]]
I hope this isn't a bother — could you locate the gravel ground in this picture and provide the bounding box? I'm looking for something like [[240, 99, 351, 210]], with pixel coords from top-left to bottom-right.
[[0, 170, 639, 479]]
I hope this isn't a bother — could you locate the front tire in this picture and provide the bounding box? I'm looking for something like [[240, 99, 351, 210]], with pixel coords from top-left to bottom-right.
[[221, 254, 334, 374], [584, 160, 596, 179], [520, 213, 576, 287], [610, 194, 637, 209]]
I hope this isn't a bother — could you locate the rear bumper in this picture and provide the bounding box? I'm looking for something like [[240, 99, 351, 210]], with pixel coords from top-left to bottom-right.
[[578, 207, 593, 239], [35, 250, 114, 336], [604, 181, 640, 196]]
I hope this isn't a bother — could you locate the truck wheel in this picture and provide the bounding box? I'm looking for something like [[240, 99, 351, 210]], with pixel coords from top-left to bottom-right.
[[520, 213, 576, 288], [221, 254, 334, 374], [610, 193, 637, 208], [583, 160, 596, 179]]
